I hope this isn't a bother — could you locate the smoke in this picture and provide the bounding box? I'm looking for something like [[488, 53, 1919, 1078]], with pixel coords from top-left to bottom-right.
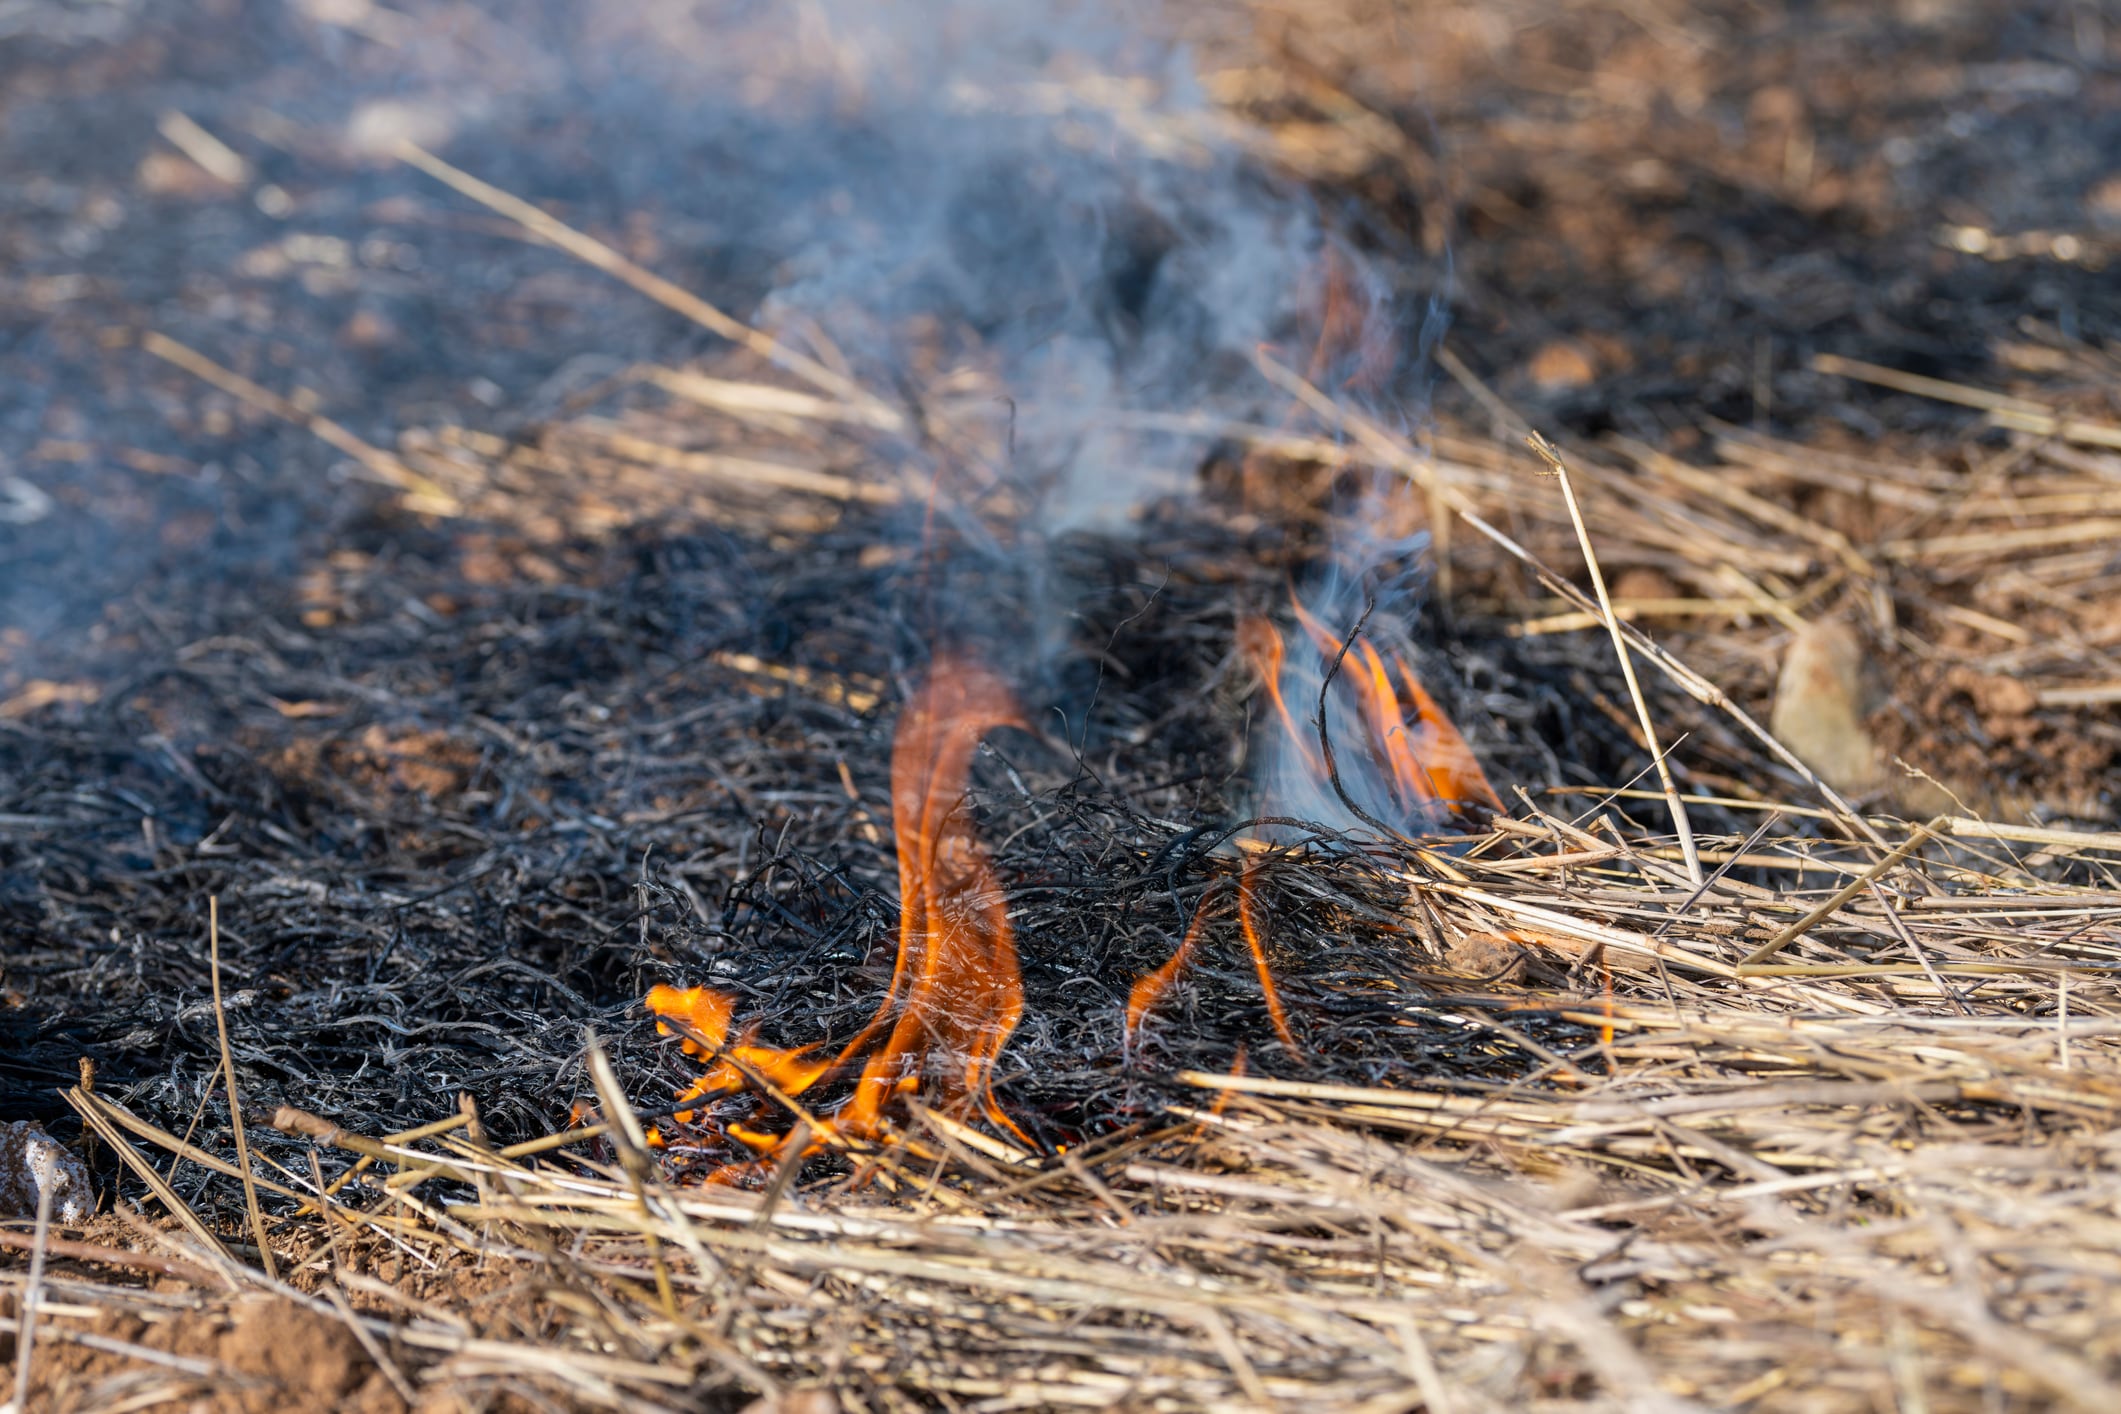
[[3, 0, 1460, 833], [546, 0, 1358, 686], [608, 0, 1462, 831], [663, 0, 1330, 529]]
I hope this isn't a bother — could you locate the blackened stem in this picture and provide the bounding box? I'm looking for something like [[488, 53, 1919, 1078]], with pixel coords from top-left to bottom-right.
[[1314, 589, 1407, 844]]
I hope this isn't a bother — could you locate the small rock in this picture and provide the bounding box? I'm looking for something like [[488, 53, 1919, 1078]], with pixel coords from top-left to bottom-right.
[[740, 1391, 841, 1414], [1943, 665, 2036, 719], [0, 1120, 93, 1224], [1770, 620, 1883, 793], [1748, 85, 1806, 127], [342, 307, 398, 349], [138, 150, 234, 199], [1609, 566, 1683, 605], [1527, 340, 1597, 392]]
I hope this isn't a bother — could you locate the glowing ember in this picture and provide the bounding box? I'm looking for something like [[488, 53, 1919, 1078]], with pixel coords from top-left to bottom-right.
[[646, 655, 1028, 1168]]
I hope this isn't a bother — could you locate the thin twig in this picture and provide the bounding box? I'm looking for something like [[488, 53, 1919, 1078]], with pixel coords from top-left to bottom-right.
[[396, 143, 902, 431], [1738, 819, 1945, 969], [211, 896, 277, 1280], [141, 332, 458, 514], [11, 1180, 51, 1412], [1529, 433, 1702, 886], [0, 1229, 216, 1285]]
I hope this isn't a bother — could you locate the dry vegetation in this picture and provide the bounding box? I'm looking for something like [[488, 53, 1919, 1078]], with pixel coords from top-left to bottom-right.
[[4, 0, 2121, 1411]]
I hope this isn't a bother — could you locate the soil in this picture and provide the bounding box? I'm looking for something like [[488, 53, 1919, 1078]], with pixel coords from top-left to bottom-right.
[[7, 1291, 405, 1414]]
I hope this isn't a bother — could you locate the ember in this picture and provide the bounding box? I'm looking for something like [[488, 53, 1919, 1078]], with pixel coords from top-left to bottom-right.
[[649, 654, 1027, 1165]]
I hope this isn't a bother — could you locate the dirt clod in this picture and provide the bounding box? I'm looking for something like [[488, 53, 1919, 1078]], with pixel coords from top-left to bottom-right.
[[1526, 340, 1598, 392], [21, 1297, 403, 1414]]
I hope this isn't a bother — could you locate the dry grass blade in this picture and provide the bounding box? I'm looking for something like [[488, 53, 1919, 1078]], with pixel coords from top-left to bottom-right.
[[395, 143, 903, 431], [139, 332, 459, 514], [64, 1089, 236, 1267], [271, 1106, 477, 1187], [0, 1230, 216, 1286], [154, 109, 249, 185], [584, 1033, 680, 1318], [1530, 432, 1703, 886], [575, 422, 900, 504], [209, 897, 275, 1282], [10, 1180, 52, 1413], [1814, 352, 2121, 450], [1738, 818, 1945, 968]]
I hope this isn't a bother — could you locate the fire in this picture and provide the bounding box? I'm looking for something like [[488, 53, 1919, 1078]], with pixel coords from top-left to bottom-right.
[[1235, 854, 1297, 1051], [1125, 609, 1497, 1059], [1123, 899, 1211, 1060], [647, 624, 1495, 1153], [1241, 606, 1500, 826], [842, 654, 1027, 1142], [1124, 855, 1297, 1059], [1235, 614, 1319, 778], [647, 655, 1028, 1169]]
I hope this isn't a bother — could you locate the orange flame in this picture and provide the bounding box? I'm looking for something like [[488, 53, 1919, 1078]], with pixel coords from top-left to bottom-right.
[[1236, 853, 1298, 1051], [1125, 854, 1301, 1060], [1237, 614, 1320, 778], [1124, 902, 1212, 1060], [840, 654, 1027, 1143], [1245, 605, 1501, 821], [1131, 611, 1497, 1058], [646, 655, 1028, 1168]]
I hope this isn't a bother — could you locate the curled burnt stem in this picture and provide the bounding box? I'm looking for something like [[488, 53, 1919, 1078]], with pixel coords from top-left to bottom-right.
[[1313, 587, 1409, 844]]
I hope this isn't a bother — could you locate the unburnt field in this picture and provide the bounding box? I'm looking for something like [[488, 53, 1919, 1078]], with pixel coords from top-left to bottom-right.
[[3, 1, 2120, 1411]]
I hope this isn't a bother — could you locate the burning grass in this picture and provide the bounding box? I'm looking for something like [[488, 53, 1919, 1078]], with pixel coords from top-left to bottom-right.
[[645, 655, 1031, 1170], [18, 805, 2121, 1412], [8, 1, 2121, 1409], [10, 362, 2121, 1405]]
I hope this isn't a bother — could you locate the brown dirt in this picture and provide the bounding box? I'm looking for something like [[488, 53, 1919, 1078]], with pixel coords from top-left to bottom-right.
[[16, 1294, 406, 1414], [1872, 663, 2118, 820]]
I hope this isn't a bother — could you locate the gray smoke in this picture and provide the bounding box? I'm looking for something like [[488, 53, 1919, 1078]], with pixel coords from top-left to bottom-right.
[[708, 0, 1329, 527]]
